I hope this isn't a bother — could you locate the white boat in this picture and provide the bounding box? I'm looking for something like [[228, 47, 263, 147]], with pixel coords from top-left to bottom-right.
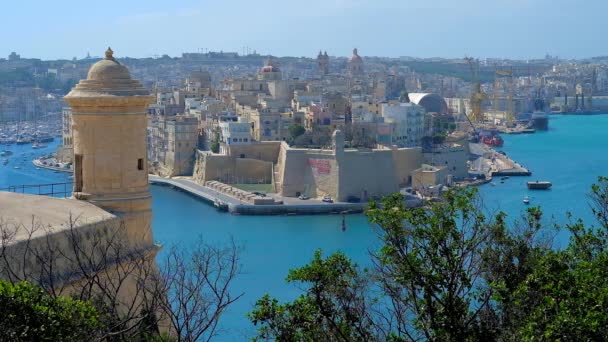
[[523, 196, 530, 204]]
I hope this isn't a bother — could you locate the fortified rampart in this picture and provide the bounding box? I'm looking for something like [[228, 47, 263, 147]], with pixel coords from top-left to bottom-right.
[[193, 131, 424, 202], [193, 150, 273, 184]]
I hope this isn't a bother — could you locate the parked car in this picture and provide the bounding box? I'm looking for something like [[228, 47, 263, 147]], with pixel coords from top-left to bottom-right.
[[298, 194, 310, 200], [252, 191, 267, 197], [322, 195, 333, 203]]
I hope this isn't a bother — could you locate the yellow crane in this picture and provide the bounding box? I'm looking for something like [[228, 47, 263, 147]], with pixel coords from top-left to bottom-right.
[[466, 57, 486, 123], [494, 67, 515, 125]]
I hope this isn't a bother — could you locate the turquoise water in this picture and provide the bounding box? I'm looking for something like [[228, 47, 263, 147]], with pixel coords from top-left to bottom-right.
[[477, 114, 608, 246], [0, 140, 71, 187], [1, 114, 608, 340]]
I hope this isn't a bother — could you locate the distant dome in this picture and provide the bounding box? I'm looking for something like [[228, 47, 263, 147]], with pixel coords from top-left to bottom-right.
[[349, 48, 363, 63], [66, 48, 151, 98]]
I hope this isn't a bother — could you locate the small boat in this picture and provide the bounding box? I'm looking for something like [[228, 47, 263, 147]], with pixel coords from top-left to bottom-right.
[[13, 166, 21, 169], [490, 182, 496, 186], [527, 181, 552, 190], [523, 196, 530, 204], [0, 150, 13, 157], [341, 214, 347, 232]]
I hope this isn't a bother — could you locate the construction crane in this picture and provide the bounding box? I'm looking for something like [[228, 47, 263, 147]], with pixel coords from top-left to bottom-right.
[[494, 67, 515, 125], [466, 57, 486, 123]]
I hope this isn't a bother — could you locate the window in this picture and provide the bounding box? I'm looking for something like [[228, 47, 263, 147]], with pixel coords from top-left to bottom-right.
[[138, 158, 144, 170], [74, 154, 83, 192], [240, 154, 245, 158]]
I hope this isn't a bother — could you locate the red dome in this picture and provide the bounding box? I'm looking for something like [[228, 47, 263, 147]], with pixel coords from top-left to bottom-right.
[[349, 48, 363, 63]]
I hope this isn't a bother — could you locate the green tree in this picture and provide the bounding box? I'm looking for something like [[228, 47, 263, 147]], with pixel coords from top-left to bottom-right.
[[508, 176, 608, 340], [0, 280, 101, 341], [250, 180, 608, 341], [210, 129, 220, 154], [288, 124, 306, 143], [249, 250, 375, 341]]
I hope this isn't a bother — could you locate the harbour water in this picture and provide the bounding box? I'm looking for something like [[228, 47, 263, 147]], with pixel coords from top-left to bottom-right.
[[1, 114, 608, 340]]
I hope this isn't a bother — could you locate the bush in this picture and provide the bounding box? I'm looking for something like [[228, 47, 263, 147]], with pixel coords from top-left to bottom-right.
[[0, 280, 101, 340]]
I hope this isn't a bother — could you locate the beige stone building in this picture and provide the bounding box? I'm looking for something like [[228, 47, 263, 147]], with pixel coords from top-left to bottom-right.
[[155, 115, 199, 177]]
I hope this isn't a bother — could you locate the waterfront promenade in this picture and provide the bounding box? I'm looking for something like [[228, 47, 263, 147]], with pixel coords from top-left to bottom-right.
[[149, 175, 367, 215]]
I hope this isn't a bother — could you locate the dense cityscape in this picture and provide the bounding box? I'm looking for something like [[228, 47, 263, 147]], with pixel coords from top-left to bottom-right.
[[2, 1, 608, 340], [2, 49, 608, 205]]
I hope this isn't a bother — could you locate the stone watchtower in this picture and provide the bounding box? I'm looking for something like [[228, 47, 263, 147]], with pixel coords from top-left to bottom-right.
[[64, 48, 155, 241]]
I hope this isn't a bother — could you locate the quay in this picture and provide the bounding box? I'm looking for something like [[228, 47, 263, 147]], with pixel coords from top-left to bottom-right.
[[32, 157, 72, 173], [469, 143, 531, 180], [148, 175, 368, 215]]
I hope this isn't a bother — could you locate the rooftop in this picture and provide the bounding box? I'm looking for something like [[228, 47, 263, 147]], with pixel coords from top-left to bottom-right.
[[0, 192, 116, 243]]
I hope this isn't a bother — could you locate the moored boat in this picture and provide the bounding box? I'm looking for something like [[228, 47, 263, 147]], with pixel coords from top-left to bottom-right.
[[527, 181, 552, 190]]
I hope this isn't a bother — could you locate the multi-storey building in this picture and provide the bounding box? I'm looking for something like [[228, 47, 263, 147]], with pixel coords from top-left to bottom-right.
[[381, 101, 425, 147]]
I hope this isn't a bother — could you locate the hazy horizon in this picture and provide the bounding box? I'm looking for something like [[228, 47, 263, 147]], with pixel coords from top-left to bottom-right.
[[2, 0, 607, 61]]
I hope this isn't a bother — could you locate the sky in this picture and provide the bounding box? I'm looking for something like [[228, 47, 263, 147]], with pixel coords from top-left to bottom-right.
[[1, 0, 607, 60]]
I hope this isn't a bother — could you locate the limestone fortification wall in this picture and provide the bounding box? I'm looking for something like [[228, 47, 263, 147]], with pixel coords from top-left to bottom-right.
[[337, 149, 399, 201], [277, 144, 423, 201], [227, 142, 281, 163], [193, 151, 273, 184], [391, 147, 423, 186], [278, 146, 338, 198], [198, 141, 423, 201]]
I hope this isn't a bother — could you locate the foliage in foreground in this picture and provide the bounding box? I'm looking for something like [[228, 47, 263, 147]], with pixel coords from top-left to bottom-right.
[[249, 176, 608, 341], [0, 280, 101, 341]]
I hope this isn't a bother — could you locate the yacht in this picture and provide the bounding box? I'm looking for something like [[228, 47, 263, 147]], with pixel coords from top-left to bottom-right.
[[523, 196, 530, 204], [527, 181, 552, 190]]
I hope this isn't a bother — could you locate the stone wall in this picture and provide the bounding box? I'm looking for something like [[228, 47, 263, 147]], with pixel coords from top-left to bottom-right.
[[391, 147, 423, 186], [193, 150, 273, 184], [277, 144, 420, 201], [278, 145, 338, 198], [338, 149, 399, 201], [226, 142, 281, 163]]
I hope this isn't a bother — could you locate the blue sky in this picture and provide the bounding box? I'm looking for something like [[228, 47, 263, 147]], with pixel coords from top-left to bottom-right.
[[1, 0, 606, 60]]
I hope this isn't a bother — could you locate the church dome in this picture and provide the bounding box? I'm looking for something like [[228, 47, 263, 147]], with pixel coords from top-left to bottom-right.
[[65, 48, 151, 98], [349, 48, 363, 63]]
